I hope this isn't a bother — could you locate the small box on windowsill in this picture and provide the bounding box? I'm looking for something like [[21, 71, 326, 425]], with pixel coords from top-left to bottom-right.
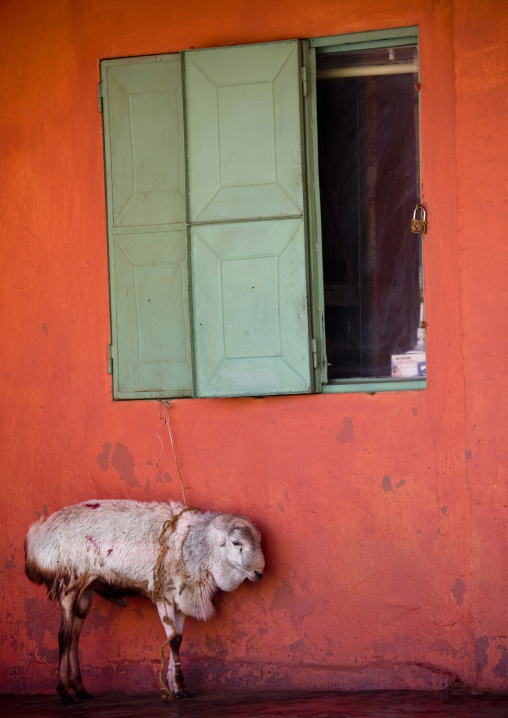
[[391, 352, 426, 378]]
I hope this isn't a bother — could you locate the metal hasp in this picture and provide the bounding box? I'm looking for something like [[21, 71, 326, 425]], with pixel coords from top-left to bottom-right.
[[411, 204, 427, 234]]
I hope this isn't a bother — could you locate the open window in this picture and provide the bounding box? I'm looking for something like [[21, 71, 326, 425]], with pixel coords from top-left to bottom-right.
[[309, 29, 425, 392], [101, 28, 425, 399]]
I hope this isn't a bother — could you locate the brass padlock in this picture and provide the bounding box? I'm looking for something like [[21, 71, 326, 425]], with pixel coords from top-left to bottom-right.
[[411, 204, 427, 234]]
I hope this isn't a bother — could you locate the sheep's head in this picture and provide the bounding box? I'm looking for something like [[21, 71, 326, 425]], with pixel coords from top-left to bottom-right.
[[210, 515, 265, 592]]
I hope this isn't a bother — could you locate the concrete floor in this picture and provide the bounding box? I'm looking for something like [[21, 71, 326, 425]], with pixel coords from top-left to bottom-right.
[[2, 690, 508, 717]]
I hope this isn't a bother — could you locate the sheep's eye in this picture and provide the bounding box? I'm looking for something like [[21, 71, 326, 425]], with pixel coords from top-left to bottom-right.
[[232, 540, 241, 547]]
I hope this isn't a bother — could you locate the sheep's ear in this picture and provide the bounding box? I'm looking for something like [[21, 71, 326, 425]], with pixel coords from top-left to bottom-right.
[[209, 517, 229, 547], [228, 524, 254, 541]]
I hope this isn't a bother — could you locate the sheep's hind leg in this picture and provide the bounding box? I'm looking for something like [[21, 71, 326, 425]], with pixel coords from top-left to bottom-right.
[[69, 586, 95, 700], [156, 603, 189, 698], [57, 589, 80, 705]]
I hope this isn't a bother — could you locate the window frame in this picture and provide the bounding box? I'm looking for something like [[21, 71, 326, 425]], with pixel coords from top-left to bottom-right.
[[101, 26, 426, 400], [307, 26, 426, 394]]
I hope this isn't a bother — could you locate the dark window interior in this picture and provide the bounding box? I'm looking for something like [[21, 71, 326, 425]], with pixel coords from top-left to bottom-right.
[[316, 46, 423, 380]]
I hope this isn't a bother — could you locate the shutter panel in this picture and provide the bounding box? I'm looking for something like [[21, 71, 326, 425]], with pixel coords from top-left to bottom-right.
[[191, 219, 311, 396], [102, 56, 193, 398], [185, 42, 305, 223], [184, 41, 312, 397]]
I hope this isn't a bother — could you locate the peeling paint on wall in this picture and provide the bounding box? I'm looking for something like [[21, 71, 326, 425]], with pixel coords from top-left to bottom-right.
[[110, 443, 140, 487], [35, 504, 49, 520], [289, 637, 305, 654], [475, 636, 489, 674], [335, 417, 353, 444], [382, 475, 393, 492], [427, 639, 458, 657], [382, 476, 406, 492], [493, 646, 508, 679], [452, 579, 466, 606], [96, 442, 112, 471], [269, 579, 316, 629]]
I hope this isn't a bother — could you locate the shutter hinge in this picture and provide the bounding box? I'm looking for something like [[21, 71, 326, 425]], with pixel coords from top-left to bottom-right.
[[300, 66, 309, 97], [311, 337, 318, 369], [97, 83, 103, 113], [107, 344, 113, 374]]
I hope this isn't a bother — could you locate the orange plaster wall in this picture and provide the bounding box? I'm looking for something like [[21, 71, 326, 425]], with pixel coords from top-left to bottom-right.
[[1, 0, 507, 695]]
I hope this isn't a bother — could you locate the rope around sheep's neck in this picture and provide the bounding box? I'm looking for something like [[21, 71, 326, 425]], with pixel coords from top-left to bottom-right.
[[154, 506, 200, 701]]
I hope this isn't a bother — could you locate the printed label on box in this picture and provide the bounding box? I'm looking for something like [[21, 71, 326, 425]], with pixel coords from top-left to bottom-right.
[[391, 352, 426, 378]]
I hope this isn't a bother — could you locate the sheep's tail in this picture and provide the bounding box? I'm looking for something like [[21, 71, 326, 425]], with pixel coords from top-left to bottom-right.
[[24, 518, 60, 599]]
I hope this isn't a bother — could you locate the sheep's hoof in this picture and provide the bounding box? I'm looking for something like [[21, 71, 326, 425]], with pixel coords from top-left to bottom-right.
[[175, 689, 191, 699], [76, 690, 94, 700]]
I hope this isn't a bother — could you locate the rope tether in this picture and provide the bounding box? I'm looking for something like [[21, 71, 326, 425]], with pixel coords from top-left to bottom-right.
[[156, 400, 187, 505]]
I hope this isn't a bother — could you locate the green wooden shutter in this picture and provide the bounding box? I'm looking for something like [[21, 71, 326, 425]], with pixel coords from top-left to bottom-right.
[[184, 41, 313, 397], [102, 55, 193, 398]]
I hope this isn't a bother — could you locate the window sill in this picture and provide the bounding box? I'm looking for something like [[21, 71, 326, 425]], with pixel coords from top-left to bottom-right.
[[323, 378, 426, 394]]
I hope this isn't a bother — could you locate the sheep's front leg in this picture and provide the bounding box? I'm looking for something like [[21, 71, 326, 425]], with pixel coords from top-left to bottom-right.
[[156, 602, 189, 698], [168, 610, 188, 698]]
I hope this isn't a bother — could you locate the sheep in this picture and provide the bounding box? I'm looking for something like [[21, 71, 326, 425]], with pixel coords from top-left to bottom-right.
[[24, 499, 265, 704]]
